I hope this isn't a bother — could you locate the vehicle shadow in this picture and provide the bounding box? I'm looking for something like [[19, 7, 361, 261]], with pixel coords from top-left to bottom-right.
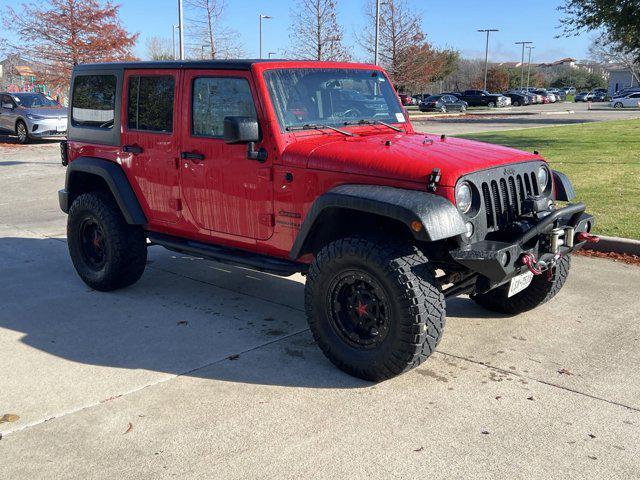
[[0, 236, 499, 389]]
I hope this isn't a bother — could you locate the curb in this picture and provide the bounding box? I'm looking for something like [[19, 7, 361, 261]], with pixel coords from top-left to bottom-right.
[[584, 235, 640, 256]]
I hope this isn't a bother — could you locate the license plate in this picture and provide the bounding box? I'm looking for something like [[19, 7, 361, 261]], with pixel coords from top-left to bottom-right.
[[56, 124, 66, 132], [508, 271, 534, 297]]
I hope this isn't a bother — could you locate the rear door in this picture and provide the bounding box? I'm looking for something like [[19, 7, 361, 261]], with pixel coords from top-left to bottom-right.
[[121, 69, 181, 224], [178, 70, 274, 240]]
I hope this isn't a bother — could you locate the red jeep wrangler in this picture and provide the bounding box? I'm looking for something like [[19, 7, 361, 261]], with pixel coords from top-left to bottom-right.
[[59, 60, 595, 381]]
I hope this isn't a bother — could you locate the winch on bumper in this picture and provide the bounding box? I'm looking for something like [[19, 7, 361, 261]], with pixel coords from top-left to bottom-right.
[[446, 163, 597, 294]]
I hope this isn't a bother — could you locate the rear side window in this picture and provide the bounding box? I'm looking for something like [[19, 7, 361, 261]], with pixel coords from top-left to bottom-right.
[[72, 75, 116, 128], [191, 77, 256, 138], [127, 75, 175, 132]]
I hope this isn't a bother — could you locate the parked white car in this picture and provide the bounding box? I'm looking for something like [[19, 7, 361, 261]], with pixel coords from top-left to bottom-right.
[[610, 92, 640, 108]]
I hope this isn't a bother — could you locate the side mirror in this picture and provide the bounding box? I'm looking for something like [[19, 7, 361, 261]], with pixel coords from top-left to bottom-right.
[[2, 103, 13, 109], [223, 116, 260, 144]]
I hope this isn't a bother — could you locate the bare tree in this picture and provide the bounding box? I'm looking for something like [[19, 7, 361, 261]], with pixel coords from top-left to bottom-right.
[[589, 34, 639, 84], [288, 0, 349, 61], [184, 0, 243, 59], [145, 36, 173, 60]]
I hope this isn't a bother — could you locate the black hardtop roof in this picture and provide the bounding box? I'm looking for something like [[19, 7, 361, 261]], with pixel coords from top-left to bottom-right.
[[72, 59, 363, 72]]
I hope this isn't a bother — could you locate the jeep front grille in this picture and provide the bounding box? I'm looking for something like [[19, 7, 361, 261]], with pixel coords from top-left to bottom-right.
[[481, 171, 539, 229]]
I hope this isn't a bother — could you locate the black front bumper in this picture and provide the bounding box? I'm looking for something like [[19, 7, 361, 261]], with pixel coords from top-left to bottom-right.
[[450, 202, 594, 291]]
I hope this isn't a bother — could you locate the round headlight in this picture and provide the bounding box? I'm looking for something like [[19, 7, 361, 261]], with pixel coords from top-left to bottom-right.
[[537, 166, 549, 191], [456, 182, 472, 214]]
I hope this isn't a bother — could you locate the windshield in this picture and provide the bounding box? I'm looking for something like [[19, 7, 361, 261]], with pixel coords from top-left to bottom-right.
[[263, 68, 406, 130], [13, 93, 60, 108]]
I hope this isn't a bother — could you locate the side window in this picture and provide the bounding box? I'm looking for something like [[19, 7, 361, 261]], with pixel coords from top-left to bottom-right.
[[71, 75, 116, 129], [192, 77, 257, 138], [127, 75, 175, 133], [1, 94, 12, 108]]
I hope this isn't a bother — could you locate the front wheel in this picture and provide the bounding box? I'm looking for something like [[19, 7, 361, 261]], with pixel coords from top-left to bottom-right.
[[471, 255, 571, 315], [67, 192, 147, 291], [487, 101, 496, 108], [305, 236, 445, 381], [16, 120, 29, 144], [614, 102, 624, 109]]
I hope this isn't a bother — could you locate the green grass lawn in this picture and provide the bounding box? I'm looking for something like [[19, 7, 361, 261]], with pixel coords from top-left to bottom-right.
[[459, 119, 640, 239]]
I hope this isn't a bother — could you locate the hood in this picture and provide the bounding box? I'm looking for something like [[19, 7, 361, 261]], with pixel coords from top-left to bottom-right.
[[21, 106, 67, 118], [283, 132, 542, 186]]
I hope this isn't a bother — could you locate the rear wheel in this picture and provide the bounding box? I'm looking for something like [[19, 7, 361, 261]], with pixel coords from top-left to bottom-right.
[[471, 255, 571, 315], [513, 100, 520, 106], [305, 236, 445, 381], [16, 120, 29, 144], [67, 192, 147, 291], [440, 105, 447, 113], [487, 101, 496, 108]]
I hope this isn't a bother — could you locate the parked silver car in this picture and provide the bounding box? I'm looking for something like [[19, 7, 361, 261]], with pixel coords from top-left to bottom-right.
[[0, 92, 67, 143]]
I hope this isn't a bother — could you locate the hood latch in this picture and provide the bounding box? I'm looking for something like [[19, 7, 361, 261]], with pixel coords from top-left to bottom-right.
[[428, 168, 441, 192]]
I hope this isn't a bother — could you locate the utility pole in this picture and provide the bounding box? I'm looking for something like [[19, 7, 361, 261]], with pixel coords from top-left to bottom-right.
[[526, 45, 535, 91], [478, 29, 499, 91], [515, 41, 532, 90], [374, 0, 380, 65], [172, 25, 179, 60], [178, 0, 184, 60], [259, 14, 273, 59]]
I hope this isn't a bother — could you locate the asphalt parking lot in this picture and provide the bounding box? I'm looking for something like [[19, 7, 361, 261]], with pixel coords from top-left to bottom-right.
[[412, 101, 640, 135], [1, 106, 639, 479]]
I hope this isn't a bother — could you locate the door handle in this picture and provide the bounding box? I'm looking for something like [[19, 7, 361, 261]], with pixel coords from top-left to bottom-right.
[[123, 145, 143, 154], [181, 151, 205, 161]]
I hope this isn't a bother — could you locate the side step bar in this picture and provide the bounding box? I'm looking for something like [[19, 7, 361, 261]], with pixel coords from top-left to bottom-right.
[[147, 232, 308, 276]]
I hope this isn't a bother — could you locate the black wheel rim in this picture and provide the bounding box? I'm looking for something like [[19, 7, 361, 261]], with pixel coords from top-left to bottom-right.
[[79, 217, 107, 269], [327, 270, 391, 349]]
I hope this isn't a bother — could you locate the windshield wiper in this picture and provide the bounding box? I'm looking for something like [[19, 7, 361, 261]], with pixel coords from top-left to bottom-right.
[[285, 123, 354, 136], [344, 119, 403, 132]]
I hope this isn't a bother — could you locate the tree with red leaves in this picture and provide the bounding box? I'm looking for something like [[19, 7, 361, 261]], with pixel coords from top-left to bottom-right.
[[4, 0, 138, 87]]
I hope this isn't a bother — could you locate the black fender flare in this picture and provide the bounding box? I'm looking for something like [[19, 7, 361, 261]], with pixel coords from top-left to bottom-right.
[[552, 170, 576, 202], [60, 156, 147, 225], [289, 184, 467, 259]]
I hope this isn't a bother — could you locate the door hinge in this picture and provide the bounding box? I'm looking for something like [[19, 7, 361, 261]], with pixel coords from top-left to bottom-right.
[[259, 213, 274, 227]]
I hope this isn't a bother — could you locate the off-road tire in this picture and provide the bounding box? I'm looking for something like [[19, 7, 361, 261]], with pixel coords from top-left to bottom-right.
[[16, 120, 29, 144], [471, 255, 571, 315], [67, 192, 147, 291], [305, 236, 446, 381]]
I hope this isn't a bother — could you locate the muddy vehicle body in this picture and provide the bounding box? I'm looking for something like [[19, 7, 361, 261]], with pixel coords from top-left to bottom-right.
[[59, 60, 596, 380]]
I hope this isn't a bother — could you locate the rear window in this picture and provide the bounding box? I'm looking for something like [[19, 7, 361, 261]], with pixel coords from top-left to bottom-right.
[[71, 75, 116, 129], [127, 75, 175, 133]]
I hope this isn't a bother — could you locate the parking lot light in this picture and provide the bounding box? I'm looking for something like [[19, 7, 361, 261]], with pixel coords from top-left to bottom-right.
[[478, 29, 499, 92]]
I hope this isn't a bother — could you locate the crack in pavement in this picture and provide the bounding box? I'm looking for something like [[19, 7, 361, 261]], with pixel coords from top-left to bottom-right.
[[436, 351, 640, 413]]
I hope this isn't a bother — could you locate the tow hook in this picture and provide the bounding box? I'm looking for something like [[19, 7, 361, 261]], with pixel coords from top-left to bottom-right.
[[520, 252, 561, 277], [576, 232, 600, 243]]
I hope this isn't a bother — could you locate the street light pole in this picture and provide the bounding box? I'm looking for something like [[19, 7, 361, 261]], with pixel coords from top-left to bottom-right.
[[259, 14, 273, 59], [515, 41, 532, 90], [526, 45, 535, 91], [478, 29, 499, 91], [172, 25, 179, 60], [268, 52, 277, 59], [178, 0, 184, 60], [374, 0, 380, 65]]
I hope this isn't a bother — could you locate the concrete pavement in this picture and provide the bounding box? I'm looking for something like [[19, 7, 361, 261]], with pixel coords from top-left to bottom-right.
[[1, 119, 639, 478]]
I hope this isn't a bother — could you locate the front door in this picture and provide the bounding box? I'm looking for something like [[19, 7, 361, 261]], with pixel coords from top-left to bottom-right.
[[121, 69, 181, 224], [179, 70, 274, 240]]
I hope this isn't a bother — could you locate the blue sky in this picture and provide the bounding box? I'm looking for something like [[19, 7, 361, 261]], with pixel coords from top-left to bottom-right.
[[0, 0, 594, 62]]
